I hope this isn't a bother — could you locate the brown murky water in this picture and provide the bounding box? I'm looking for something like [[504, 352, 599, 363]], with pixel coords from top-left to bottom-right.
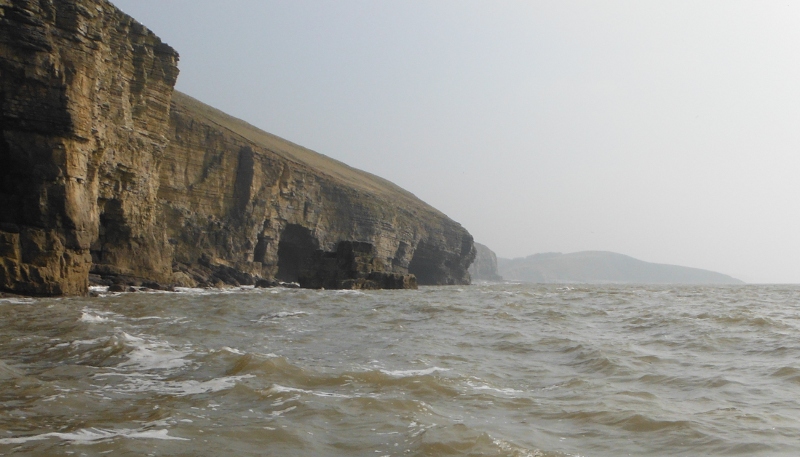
[[1, 284, 800, 456]]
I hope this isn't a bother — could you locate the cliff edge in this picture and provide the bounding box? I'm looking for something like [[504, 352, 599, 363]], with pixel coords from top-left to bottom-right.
[[0, 0, 475, 295], [468, 242, 502, 281]]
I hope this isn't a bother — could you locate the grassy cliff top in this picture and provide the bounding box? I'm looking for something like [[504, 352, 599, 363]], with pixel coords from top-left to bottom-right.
[[172, 91, 443, 216]]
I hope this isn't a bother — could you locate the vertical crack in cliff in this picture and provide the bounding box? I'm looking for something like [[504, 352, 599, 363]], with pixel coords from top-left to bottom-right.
[[0, 125, 24, 226], [231, 146, 254, 219]]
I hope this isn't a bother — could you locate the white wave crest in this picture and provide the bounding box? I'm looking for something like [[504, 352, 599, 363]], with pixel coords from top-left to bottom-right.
[[491, 436, 545, 457], [465, 380, 523, 395], [379, 367, 450, 377], [118, 333, 191, 370], [0, 297, 37, 305], [256, 311, 309, 323], [0, 427, 188, 444], [268, 383, 350, 398], [333, 289, 366, 296], [172, 287, 213, 295], [80, 312, 109, 323], [96, 373, 254, 396]]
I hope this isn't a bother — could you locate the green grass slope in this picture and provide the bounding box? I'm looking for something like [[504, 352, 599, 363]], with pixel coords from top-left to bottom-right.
[[172, 91, 442, 215]]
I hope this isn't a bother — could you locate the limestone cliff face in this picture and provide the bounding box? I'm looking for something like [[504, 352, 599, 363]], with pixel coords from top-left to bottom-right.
[[0, 0, 178, 295], [0, 0, 475, 295], [159, 92, 475, 288], [468, 242, 503, 281]]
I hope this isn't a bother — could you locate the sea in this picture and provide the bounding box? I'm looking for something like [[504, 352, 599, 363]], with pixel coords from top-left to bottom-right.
[[1, 283, 799, 456]]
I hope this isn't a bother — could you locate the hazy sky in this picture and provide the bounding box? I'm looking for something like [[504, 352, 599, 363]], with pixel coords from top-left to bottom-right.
[[111, 0, 800, 283]]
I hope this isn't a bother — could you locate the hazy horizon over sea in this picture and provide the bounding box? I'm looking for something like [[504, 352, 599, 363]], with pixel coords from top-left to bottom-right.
[[2, 283, 800, 456]]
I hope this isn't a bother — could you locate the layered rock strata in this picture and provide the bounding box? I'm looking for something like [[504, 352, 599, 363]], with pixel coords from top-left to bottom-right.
[[0, 0, 475, 295], [0, 0, 178, 295], [158, 92, 473, 290]]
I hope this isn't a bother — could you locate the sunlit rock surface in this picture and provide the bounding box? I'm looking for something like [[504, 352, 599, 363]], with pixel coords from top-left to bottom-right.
[[0, 0, 178, 295], [0, 0, 475, 295], [160, 92, 474, 289]]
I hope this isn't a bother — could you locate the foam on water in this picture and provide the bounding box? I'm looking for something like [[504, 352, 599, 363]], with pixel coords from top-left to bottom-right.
[[172, 286, 209, 295], [0, 297, 36, 305], [117, 332, 191, 370], [333, 289, 366, 296], [95, 373, 255, 396], [379, 366, 450, 377], [465, 379, 524, 396], [267, 384, 351, 398], [80, 312, 109, 323], [255, 311, 309, 322], [0, 427, 188, 444]]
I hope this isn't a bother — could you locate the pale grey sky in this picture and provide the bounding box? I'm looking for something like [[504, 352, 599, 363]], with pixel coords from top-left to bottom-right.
[[112, 0, 800, 283]]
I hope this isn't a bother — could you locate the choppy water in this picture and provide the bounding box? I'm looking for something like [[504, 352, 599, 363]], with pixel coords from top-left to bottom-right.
[[1, 283, 800, 456]]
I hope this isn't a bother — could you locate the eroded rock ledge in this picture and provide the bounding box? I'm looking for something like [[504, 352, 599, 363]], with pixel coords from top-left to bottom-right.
[[0, 0, 475, 295]]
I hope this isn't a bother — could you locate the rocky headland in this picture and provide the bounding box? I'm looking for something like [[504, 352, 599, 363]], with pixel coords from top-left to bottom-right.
[[0, 0, 475, 296], [468, 242, 502, 281], [498, 251, 744, 285]]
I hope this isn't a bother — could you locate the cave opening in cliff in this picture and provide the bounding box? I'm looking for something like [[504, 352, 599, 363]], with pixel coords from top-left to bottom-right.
[[276, 224, 318, 282], [408, 241, 446, 285]]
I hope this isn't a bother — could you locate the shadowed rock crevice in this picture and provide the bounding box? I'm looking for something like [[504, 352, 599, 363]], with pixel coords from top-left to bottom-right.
[[298, 241, 417, 290], [0, 131, 25, 227], [410, 238, 476, 285], [90, 199, 127, 268], [276, 224, 318, 283], [231, 146, 255, 219], [253, 233, 270, 264], [408, 241, 442, 285]]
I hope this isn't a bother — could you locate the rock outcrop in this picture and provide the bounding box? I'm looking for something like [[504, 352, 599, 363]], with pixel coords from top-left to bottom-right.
[[157, 92, 473, 289], [297, 241, 418, 290], [0, 0, 475, 296], [0, 0, 178, 295], [468, 242, 503, 281]]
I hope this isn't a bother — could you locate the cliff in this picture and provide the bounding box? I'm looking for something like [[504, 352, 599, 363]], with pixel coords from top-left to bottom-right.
[[0, 0, 178, 295], [468, 242, 502, 281], [0, 0, 475, 296], [498, 251, 744, 285], [156, 92, 474, 289]]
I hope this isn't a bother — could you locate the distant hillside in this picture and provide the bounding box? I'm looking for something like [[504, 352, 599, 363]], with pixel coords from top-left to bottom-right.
[[498, 251, 744, 285]]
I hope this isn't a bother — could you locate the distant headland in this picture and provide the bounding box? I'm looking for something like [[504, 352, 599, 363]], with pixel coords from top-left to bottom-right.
[[498, 251, 744, 285]]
